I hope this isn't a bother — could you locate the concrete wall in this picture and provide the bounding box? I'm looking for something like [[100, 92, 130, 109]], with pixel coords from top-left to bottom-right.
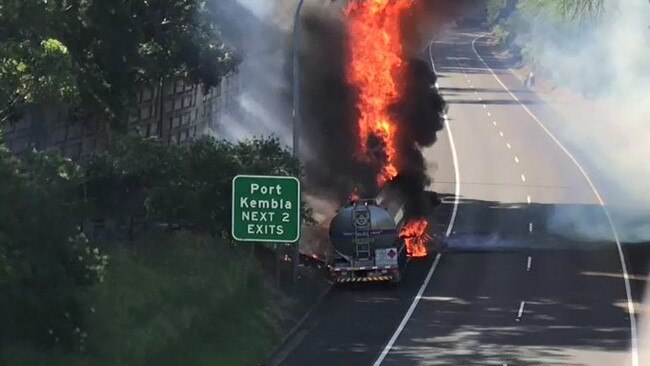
[[1, 72, 239, 160]]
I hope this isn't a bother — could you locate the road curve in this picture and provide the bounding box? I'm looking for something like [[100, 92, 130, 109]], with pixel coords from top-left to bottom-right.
[[271, 25, 636, 366]]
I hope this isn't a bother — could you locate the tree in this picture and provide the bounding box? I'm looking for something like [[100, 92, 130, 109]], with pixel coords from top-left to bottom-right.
[[0, 137, 107, 350], [0, 38, 77, 123], [85, 134, 184, 239], [518, 0, 606, 23], [0, 0, 240, 127], [85, 135, 312, 237]]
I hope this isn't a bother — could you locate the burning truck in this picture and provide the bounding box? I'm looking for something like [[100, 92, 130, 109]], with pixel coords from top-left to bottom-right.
[[327, 185, 439, 284], [299, 0, 448, 284]]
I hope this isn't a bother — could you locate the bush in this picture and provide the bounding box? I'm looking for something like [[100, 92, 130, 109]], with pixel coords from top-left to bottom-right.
[[0, 133, 304, 363], [487, 0, 508, 25], [0, 148, 106, 351], [492, 24, 511, 44], [1, 233, 278, 366], [86, 134, 310, 236]]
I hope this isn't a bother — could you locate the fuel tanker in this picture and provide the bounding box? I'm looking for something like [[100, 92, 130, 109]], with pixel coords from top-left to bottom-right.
[[327, 188, 413, 284]]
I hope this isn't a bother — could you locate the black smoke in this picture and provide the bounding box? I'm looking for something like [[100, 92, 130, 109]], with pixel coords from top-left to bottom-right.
[[391, 57, 447, 218], [297, 7, 378, 201], [295, 1, 449, 218]]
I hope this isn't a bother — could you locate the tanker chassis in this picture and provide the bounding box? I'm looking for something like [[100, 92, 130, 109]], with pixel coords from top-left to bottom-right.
[[327, 198, 409, 284]]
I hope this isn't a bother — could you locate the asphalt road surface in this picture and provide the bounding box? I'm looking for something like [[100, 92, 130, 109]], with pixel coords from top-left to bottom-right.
[[270, 25, 638, 366]]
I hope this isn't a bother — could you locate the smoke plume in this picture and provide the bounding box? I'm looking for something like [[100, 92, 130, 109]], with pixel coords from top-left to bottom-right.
[[209, 0, 296, 143], [298, 0, 456, 219], [510, 0, 650, 242], [212, 0, 465, 230]]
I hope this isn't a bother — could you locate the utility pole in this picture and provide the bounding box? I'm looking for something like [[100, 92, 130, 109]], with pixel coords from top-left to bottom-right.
[[291, 0, 305, 288]]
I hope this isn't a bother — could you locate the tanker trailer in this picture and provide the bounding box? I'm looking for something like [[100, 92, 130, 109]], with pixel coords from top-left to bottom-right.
[[328, 196, 408, 284]]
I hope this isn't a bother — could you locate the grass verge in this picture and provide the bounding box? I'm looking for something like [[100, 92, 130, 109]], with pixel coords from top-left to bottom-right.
[[1, 232, 278, 366]]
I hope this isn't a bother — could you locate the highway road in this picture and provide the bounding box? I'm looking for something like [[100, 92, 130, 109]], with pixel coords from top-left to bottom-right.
[[269, 25, 638, 366]]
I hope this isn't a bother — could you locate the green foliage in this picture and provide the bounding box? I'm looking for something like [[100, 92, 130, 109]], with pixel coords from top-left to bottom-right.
[[0, 38, 77, 123], [0, 148, 107, 351], [0, 233, 277, 366], [0, 0, 240, 125], [85, 233, 275, 366], [487, 0, 508, 25], [518, 0, 605, 24], [492, 24, 511, 44], [0, 133, 304, 360], [85, 135, 310, 235]]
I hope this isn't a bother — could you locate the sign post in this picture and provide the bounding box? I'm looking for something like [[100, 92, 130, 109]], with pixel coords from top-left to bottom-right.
[[231, 175, 301, 243]]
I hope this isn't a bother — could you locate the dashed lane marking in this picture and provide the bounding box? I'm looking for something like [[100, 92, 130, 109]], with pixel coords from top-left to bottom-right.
[[472, 36, 638, 366]]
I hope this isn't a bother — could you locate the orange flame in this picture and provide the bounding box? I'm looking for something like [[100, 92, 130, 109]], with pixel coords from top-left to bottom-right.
[[345, 0, 414, 186], [400, 218, 430, 258], [346, 0, 429, 258]]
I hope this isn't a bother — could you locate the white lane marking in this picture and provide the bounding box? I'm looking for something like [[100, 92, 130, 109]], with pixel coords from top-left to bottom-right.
[[492, 121, 497, 126], [482, 104, 487, 109], [506, 142, 511, 149], [514, 156, 520, 163], [472, 35, 638, 366], [521, 174, 526, 183], [526, 256, 532, 271], [527, 195, 531, 204], [499, 131, 504, 137], [429, 44, 461, 239], [373, 254, 442, 366], [479, 97, 482, 101], [373, 44, 463, 366], [444, 115, 460, 238], [529, 222, 533, 233], [487, 112, 492, 117], [474, 90, 478, 94], [517, 301, 526, 318]]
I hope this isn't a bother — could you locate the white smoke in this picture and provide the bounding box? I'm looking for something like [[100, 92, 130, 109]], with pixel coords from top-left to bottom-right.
[[515, 0, 650, 242], [215, 0, 296, 145]]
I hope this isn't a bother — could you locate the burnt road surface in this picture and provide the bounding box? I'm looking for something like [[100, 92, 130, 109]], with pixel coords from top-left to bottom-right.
[[269, 25, 638, 366]]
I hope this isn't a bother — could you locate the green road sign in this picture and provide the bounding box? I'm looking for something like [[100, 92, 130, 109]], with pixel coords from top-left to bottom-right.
[[231, 175, 301, 243]]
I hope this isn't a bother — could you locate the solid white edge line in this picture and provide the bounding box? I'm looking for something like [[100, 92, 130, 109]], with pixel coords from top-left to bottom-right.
[[372, 254, 442, 366], [372, 42, 461, 366], [444, 116, 460, 238], [472, 34, 639, 366], [428, 42, 460, 239]]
